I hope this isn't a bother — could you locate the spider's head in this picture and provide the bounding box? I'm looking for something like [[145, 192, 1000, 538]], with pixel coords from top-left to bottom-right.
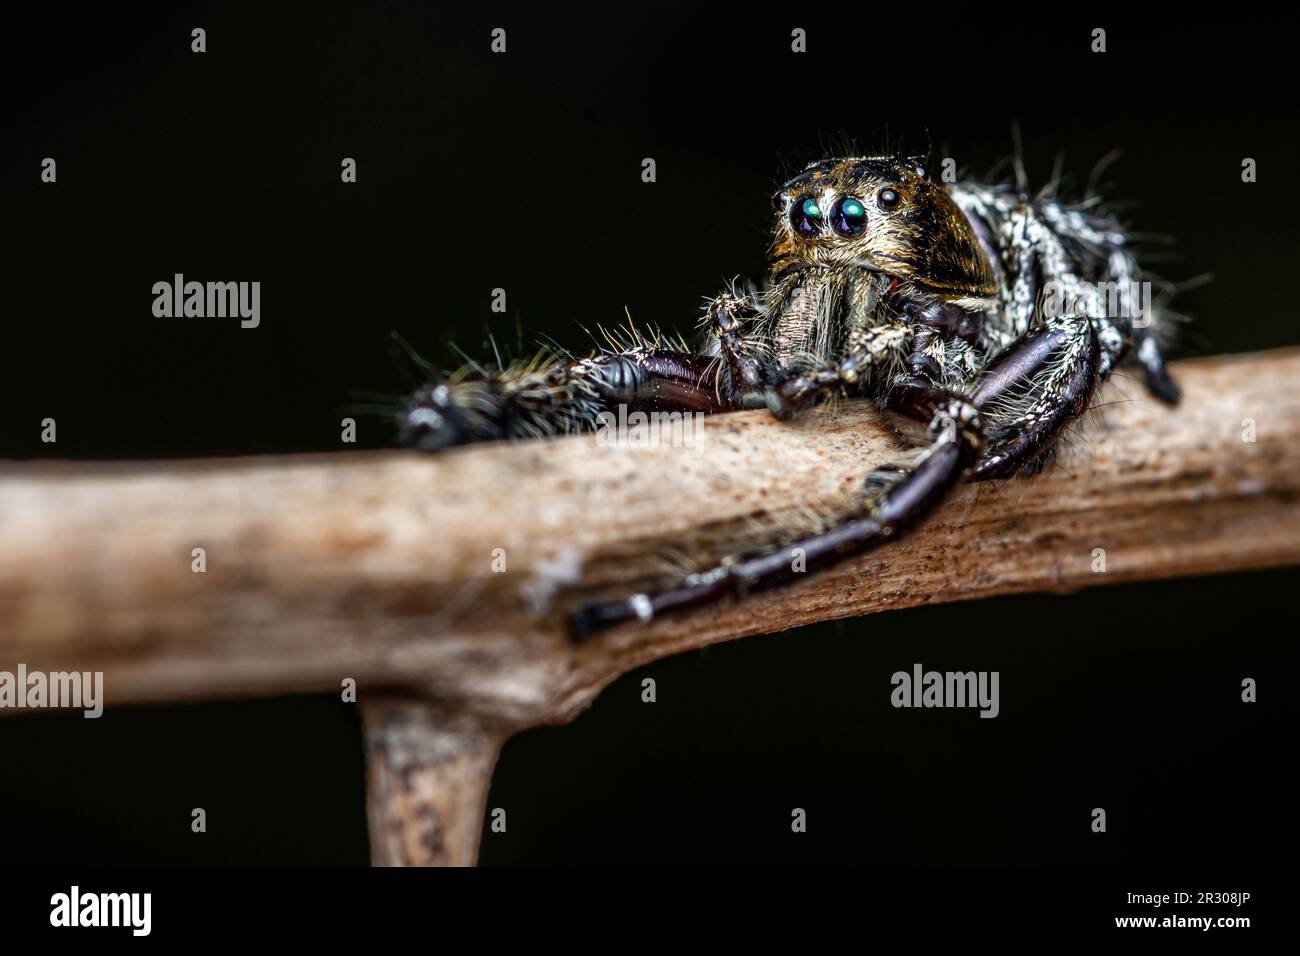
[[769, 156, 996, 299]]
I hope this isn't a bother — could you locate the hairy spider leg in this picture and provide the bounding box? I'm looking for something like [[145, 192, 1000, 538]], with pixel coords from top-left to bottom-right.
[[399, 347, 747, 450], [588, 349, 747, 414], [765, 323, 915, 418], [1006, 202, 1179, 405], [969, 316, 1101, 481], [707, 292, 771, 400], [569, 309, 1117, 636], [569, 382, 983, 638]]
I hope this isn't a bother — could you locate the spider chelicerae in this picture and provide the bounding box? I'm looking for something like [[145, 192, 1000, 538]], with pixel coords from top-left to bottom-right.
[[398, 153, 1182, 638]]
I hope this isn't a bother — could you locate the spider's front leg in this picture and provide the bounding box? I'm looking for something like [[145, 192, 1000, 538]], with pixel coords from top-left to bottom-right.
[[402, 289, 779, 451], [570, 380, 983, 638], [400, 346, 747, 451], [763, 323, 915, 418]]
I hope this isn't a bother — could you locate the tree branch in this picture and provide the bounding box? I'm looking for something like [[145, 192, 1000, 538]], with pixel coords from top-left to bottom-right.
[[359, 698, 505, 866], [3, 349, 1298, 863], [3, 348, 1299, 720]]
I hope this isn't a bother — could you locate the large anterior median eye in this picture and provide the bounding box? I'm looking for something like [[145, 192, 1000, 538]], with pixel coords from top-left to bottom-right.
[[790, 197, 824, 236], [831, 197, 868, 237]]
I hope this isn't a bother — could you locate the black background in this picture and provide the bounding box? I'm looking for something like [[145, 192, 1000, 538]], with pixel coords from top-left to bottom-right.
[[0, 4, 1294, 867]]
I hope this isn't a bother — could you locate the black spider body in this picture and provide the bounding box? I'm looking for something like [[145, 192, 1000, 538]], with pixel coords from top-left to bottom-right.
[[399, 154, 1181, 637]]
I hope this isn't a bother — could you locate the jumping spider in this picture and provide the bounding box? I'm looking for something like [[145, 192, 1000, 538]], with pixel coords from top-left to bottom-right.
[[399, 154, 1181, 637]]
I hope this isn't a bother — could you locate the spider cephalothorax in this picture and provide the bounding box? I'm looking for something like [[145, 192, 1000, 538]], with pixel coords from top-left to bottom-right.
[[770, 156, 996, 304], [398, 151, 1182, 637], [748, 156, 1006, 412]]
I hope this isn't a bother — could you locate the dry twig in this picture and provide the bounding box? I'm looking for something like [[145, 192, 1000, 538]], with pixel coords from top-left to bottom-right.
[[3, 349, 1298, 863]]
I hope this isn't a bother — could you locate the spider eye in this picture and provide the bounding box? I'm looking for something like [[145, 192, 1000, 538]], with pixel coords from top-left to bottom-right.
[[790, 197, 824, 236], [877, 188, 901, 212], [831, 197, 868, 237]]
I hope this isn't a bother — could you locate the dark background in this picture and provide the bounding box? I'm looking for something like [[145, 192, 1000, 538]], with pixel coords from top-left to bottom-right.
[[0, 4, 1293, 864]]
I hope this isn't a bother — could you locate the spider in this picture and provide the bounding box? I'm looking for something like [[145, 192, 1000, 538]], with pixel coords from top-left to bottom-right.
[[398, 153, 1182, 638]]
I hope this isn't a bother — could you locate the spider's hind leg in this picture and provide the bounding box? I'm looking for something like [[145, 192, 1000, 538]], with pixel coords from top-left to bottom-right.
[[1134, 332, 1181, 405]]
